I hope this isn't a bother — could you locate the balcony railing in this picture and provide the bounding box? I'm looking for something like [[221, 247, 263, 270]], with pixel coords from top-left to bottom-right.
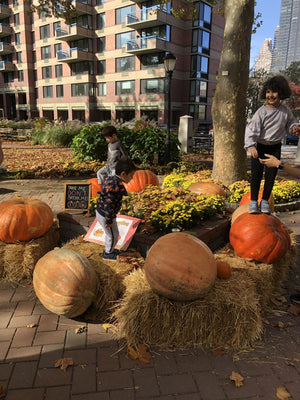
[[126, 35, 168, 54], [0, 41, 13, 54], [0, 3, 11, 19], [126, 6, 167, 29], [55, 23, 93, 40], [0, 60, 14, 71], [0, 23, 12, 37], [57, 47, 93, 62]]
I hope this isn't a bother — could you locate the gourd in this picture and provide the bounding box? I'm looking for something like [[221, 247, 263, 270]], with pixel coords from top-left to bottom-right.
[[33, 248, 97, 318], [239, 189, 275, 212], [229, 213, 290, 263], [88, 178, 102, 197], [188, 182, 226, 197], [144, 232, 217, 301], [124, 170, 159, 192], [216, 260, 231, 279], [0, 197, 53, 243]]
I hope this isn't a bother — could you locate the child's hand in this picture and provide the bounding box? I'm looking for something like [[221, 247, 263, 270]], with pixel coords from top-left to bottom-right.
[[292, 125, 300, 136], [105, 223, 112, 228], [248, 147, 258, 158]]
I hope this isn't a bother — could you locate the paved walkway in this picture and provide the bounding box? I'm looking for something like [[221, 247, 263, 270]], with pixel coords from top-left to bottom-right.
[[0, 152, 300, 399]]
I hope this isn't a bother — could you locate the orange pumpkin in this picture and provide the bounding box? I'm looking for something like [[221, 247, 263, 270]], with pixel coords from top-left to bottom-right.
[[239, 189, 274, 212], [0, 197, 53, 243], [188, 182, 226, 197], [231, 204, 249, 224], [88, 178, 102, 197], [124, 170, 159, 192], [216, 260, 231, 279], [33, 248, 97, 318], [230, 213, 290, 263], [144, 232, 217, 301]]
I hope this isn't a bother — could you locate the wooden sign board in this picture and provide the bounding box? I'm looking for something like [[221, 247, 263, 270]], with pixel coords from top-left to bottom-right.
[[64, 182, 91, 211]]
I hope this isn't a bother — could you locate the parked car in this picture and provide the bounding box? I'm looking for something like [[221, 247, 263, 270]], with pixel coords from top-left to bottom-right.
[[286, 134, 299, 145]]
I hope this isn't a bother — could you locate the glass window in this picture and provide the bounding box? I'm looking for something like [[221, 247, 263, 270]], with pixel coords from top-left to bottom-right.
[[42, 66, 52, 79], [31, 31, 35, 43], [116, 56, 135, 72], [71, 83, 94, 96], [140, 52, 164, 69], [17, 70, 23, 82], [16, 51, 22, 63], [69, 38, 93, 52], [116, 80, 135, 95], [192, 29, 210, 54], [56, 85, 63, 97], [96, 13, 105, 29], [43, 86, 53, 98], [4, 72, 14, 83], [34, 69, 37, 81], [190, 55, 208, 79], [15, 33, 21, 45], [189, 80, 207, 102], [140, 78, 164, 93], [98, 82, 106, 96], [55, 64, 63, 77], [53, 21, 61, 35], [115, 5, 135, 24], [40, 24, 50, 39], [54, 43, 62, 57], [97, 60, 106, 75], [70, 61, 93, 75], [142, 25, 170, 40], [41, 45, 51, 60], [96, 0, 104, 4], [14, 13, 20, 25], [97, 37, 105, 52], [32, 50, 36, 63], [116, 31, 135, 49], [193, 2, 211, 29]]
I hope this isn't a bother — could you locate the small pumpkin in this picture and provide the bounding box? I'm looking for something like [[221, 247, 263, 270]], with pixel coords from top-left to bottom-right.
[[88, 178, 102, 198], [188, 182, 226, 197], [144, 232, 217, 301], [0, 197, 53, 243], [124, 170, 159, 192], [239, 189, 274, 212], [231, 204, 249, 224], [229, 213, 290, 263], [33, 248, 97, 318], [216, 260, 231, 279]]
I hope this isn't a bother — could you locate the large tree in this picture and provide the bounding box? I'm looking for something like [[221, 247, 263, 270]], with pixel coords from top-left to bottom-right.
[[211, 0, 255, 186]]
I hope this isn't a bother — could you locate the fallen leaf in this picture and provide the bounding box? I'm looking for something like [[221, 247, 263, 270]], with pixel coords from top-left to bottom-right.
[[230, 371, 244, 387], [26, 323, 37, 328], [128, 346, 139, 360], [276, 386, 291, 399], [128, 344, 152, 364], [287, 304, 300, 315], [285, 360, 296, 367], [102, 323, 118, 334], [75, 326, 87, 334], [54, 357, 73, 371], [212, 347, 224, 356], [0, 386, 5, 399]]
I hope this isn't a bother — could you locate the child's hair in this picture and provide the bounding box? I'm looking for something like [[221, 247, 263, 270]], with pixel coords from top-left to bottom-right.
[[102, 125, 117, 137], [259, 75, 291, 100], [115, 159, 136, 175]]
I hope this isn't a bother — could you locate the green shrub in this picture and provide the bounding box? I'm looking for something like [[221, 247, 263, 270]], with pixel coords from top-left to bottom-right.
[[32, 120, 83, 146], [71, 124, 108, 161]]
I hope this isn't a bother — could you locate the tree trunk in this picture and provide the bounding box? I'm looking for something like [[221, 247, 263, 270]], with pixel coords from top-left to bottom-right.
[[211, 0, 254, 186]]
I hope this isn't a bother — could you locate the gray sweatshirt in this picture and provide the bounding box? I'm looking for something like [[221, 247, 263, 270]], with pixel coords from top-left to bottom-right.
[[244, 104, 298, 150], [107, 139, 129, 169]]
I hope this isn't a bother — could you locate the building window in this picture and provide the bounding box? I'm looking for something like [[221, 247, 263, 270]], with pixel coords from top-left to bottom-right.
[[190, 55, 208, 79], [32, 50, 36, 63], [140, 52, 164, 69], [17, 70, 24, 82], [96, 13, 105, 29], [116, 80, 135, 95], [96, 0, 104, 4], [192, 29, 210, 54], [98, 82, 106, 96], [4, 72, 14, 83], [115, 5, 135, 24], [69, 38, 93, 52], [142, 25, 170, 41], [55, 64, 63, 77], [40, 24, 50, 39], [13, 0, 19, 6], [56, 85, 63, 97], [42, 66, 52, 79], [97, 37, 105, 52], [14, 13, 20, 25], [43, 86, 53, 98], [97, 60, 106, 75], [140, 78, 164, 93], [16, 51, 22, 63], [34, 69, 37, 81], [115, 56, 135, 72], [71, 83, 94, 96], [193, 2, 211, 29], [31, 31, 35, 43], [189, 104, 206, 120], [70, 61, 93, 75], [189, 80, 207, 102], [54, 43, 62, 57], [116, 31, 135, 49], [53, 21, 61, 35], [15, 33, 21, 45], [41, 45, 51, 60]]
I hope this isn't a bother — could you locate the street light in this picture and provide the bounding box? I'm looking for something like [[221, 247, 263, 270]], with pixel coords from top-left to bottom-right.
[[163, 52, 176, 165]]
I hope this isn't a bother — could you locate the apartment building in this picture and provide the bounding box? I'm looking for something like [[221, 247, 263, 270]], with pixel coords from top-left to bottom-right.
[[0, 0, 224, 126]]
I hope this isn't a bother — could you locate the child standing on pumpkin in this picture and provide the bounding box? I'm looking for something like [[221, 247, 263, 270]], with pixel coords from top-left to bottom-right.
[[96, 125, 129, 185], [244, 75, 300, 214], [96, 159, 136, 261]]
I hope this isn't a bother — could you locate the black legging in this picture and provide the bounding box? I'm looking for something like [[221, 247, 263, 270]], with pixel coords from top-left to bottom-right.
[[250, 142, 281, 201]]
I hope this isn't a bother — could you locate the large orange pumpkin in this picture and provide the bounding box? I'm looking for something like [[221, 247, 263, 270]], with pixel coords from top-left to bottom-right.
[[239, 189, 274, 212], [188, 182, 226, 197], [33, 248, 97, 318], [124, 170, 159, 192], [144, 232, 217, 301], [229, 213, 290, 263], [231, 204, 250, 224], [0, 197, 53, 243], [88, 178, 102, 197]]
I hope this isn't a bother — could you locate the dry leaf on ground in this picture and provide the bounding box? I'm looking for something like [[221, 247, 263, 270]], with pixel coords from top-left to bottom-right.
[[102, 323, 118, 334], [128, 344, 152, 364], [287, 304, 300, 315], [276, 386, 291, 399], [54, 357, 74, 371], [230, 371, 244, 387], [285, 360, 296, 367], [212, 347, 224, 356]]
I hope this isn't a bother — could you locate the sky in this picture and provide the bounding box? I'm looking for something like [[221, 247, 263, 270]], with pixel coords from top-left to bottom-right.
[[250, 0, 282, 69]]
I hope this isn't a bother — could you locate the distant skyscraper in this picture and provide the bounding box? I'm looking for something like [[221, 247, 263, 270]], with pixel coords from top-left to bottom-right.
[[271, 0, 300, 72], [255, 39, 273, 72]]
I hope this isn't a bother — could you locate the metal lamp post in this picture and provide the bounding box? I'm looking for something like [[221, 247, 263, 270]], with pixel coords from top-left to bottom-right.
[[163, 53, 176, 165]]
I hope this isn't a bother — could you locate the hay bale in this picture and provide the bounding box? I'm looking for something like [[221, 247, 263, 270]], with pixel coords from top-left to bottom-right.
[[0, 220, 60, 283], [215, 230, 297, 309], [62, 238, 143, 321], [113, 269, 263, 351]]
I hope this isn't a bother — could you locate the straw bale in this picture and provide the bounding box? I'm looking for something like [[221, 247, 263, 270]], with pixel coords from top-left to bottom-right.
[[0, 220, 60, 283], [114, 269, 263, 351]]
